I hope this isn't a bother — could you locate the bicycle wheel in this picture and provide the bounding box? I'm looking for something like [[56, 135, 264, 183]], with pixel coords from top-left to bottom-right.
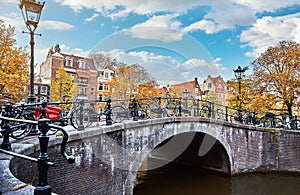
[[164, 102, 178, 117], [146, 102, 161, 119], [229, 112, 238, 123], [10, 114, 34, 140], [215, 109, 224, 120], [111, 105, 130, 123], [290, 119, 300, 130], [71, 108, 90, 129], [200, 106, 211, 118], [273, 117, 284, 128]]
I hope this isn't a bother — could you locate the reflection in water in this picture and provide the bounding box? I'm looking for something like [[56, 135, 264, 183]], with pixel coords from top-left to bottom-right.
[[134, 162, 300, 195]]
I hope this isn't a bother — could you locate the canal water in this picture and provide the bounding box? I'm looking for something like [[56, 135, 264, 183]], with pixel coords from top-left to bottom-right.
[[134, 161, 300, 195]]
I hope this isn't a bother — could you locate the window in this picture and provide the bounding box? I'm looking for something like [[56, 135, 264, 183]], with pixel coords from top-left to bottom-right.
[[79, 60, 86, 69], [104, 72, 109, 79], [91, 88, 95, 95], [90, 76, 96, 82], [208, 83, 212, 89], [41, 86, 47, 94], [99, 71, 104, 78], [78, 87, 87, 96], [99, 83, 104, 91], [78, 77, 88, 85], [99, 94, 103, 100], [66, 59, 72, 67], [104, 84, 109, 91]]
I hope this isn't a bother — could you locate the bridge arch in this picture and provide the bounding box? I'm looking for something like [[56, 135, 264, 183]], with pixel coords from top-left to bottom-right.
[[125, 119, 233, 194]]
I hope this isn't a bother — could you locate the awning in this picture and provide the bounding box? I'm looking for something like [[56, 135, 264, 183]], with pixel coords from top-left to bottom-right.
[[77, 72, 90, 78]]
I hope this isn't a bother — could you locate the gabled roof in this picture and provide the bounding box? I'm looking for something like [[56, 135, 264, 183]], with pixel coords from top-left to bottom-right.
[[172, 78, 200, 90], [49, 49, 97, 71], [52, 52, 64, 58], [60, 53, 97, 71], [206, 75, 225, 86]]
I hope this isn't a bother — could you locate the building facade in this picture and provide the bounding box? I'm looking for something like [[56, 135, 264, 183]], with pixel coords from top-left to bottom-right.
[[40, 49, 98, 100], [201, 75, 229, 105], [171, 78, 202, 99], [97, 68, 114, 100]]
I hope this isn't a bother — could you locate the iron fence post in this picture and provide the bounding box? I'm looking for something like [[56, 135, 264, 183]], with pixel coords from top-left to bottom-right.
[[225, 106, 228, 121], [131, 98, 138, 121], [211, 101, 215, 119], [77, 100, 84, 130], [39, 101, 47, 119], [195, 99, 200, 117], [295, 115, 298, 130], [157, 97, 162, 118], [106, 99, 113, 125], [0, 104, 13, 150], [178, 98, 182, 117], [34, 118, 52, 195]]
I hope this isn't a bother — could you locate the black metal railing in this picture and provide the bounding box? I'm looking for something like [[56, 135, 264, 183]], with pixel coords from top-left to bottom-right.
[[1, 96, 299, 131], [0, 115, 75, 194]]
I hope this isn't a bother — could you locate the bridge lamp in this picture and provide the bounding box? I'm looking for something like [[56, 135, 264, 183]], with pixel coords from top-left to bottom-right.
[[233, 66, 246, 122], [19, 0, 45, 103]]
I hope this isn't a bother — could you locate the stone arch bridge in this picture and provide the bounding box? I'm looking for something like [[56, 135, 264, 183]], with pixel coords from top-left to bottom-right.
[[2, 117, 300, 194]]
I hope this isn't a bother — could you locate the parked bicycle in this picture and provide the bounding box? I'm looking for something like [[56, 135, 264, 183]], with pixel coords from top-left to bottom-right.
[[281, 115, 300, 130], [111, 98, 149, 122], [0, 95, 34, 139], [146, 96, 179, 118], [199, 100, 224, 119], [256, 112, 284, 128]]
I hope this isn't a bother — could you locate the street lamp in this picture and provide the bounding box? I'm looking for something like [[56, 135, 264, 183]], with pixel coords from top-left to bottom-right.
[[233, 65, 246, 122], [19, 0, 45, 103]]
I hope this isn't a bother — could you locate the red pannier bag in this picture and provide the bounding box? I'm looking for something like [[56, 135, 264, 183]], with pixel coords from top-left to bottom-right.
[[34, 106, 62, 120]]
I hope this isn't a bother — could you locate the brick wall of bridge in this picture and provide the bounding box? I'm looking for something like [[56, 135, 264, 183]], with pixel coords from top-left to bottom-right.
[[4, 117, 300, 195]]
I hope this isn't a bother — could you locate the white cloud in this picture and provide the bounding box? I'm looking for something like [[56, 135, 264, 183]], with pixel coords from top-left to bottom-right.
[[240, 13, 300, 57], [233, 0, 299, 12], [53, 0, 207, 16], [0, 12, 24, 29], [178, 57, 228, 79], [85, 13, 99, 23], [184, 2, 256, 34], [0, 0, 18, 4], [123, 14, 184, 42], [39, 20, 75, 31], [0, 11, 74, 32], [98, 49, 230, 84]]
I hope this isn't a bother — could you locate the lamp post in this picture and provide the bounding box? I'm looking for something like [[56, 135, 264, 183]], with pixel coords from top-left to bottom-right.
[[19, 0, 45, 103], [233, 65, 246, 123]]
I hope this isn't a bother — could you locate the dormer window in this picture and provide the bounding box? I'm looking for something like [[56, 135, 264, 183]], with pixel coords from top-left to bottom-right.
[[66, 58, 73, 67], [79, 60, 86, 69]]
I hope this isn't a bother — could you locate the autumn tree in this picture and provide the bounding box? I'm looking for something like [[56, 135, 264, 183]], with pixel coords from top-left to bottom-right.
[[89, 52, 119, 70], [109, 64, 157, 99], [251, 41, 300, 115], [50, 65, 77, 102], [0, 20, 29, 101]]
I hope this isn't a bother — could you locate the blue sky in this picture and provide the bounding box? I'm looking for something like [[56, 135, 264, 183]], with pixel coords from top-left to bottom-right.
[[0, 0, 299, 86]]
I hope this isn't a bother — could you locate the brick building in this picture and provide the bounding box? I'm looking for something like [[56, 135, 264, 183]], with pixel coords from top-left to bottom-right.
[[97, 68, 114, 100], [40, 49, 98, 100], [201, 75, 229, 105], [171, 78, 202, 99]]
